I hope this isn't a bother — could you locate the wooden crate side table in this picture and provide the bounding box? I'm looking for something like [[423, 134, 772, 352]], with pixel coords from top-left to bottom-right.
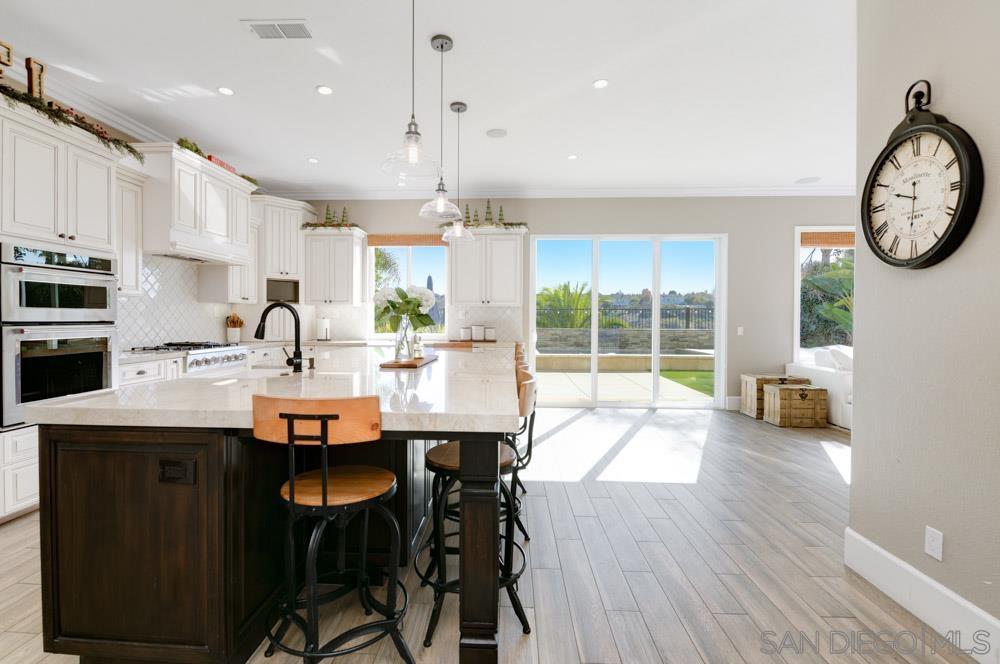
[[740, 374, 810, 419], [763, 384, 828, 427]]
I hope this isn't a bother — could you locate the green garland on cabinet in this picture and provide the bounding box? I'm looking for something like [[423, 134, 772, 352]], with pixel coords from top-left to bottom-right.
[[301, 204, 359, 229], [0, 83, 144, 163], [438, 200, 528, 229]]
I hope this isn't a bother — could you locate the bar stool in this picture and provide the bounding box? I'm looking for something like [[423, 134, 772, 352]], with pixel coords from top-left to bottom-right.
[[253, 395, 414, 663], [506, 376, 537, 541], [415, 422, 533, 646]]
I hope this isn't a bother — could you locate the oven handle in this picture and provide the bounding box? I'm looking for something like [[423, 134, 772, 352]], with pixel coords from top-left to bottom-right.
[[10, 266, 118, 284]]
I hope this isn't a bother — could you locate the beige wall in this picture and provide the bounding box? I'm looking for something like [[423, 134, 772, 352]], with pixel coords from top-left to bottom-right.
[[309, 196, 853, 397], [853, 1, 1000, 616]]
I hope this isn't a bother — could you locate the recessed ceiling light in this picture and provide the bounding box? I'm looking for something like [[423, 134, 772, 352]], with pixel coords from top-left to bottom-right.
[[316, 85, 333, 95], [397, 182, 406, 187], [592, 79, 609, 89], [307, 157, 319, 164], [217, 87, 235, 96], [486, 128, 507, 138], [567, 154, 579, 160], [794, 176, 822, 184]]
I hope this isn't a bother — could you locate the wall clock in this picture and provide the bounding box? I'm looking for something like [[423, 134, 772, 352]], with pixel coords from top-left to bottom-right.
[[861, 80, 983, 269]]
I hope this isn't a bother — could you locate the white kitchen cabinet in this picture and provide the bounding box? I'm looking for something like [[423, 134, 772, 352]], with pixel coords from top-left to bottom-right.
[[1, 106, 118, 255], [116, 168, 146, 296], [165, 357, 183, 380], [254, 196, 311, 280], [448, 229, 524, 307], [0, 425, 38, 520], [1, 118, 63, 243], [304, 228, 367, 305], [201, 173, 230, 240], [66, 146, 115, 252], [198, 221, 259, 304], [133, 143, 256, 264]]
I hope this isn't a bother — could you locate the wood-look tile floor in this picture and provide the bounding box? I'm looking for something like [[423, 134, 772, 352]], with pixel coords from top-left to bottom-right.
[[0, 409, 975, 664]]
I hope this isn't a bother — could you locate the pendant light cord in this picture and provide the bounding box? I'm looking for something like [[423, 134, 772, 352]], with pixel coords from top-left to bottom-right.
[[410, 0, 415, 118], [456, 108, 461, 208], [440, 49, 444, 180]]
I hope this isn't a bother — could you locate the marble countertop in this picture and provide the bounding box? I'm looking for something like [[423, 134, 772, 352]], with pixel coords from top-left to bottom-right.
[[31, 346, 520, 433]]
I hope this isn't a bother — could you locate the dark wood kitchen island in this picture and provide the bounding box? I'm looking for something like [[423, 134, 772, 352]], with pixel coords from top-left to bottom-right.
[[26, 346, 519, 664]]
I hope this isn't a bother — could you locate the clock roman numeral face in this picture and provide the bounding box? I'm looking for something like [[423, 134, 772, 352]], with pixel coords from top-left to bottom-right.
[[866, 131, 962, 263]]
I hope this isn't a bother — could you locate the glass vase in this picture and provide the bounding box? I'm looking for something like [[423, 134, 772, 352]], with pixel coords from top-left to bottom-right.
[[394, 315, 414, 361]]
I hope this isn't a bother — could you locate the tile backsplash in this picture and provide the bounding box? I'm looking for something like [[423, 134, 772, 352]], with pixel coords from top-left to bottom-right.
[[446, 305, 524, 342], [117, 256, 229, 349]]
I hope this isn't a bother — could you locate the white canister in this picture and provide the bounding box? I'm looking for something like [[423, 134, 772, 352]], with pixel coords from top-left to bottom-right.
[[471, 325, 485, 341], [226, 327, 241, 344], [460, 327, 472, 341], [484, 327, 497, 341]]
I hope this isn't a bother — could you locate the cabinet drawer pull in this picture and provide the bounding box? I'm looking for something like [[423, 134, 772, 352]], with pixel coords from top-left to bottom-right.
[[135, 369, 147, 375], [68, 235, 76, 240], [58, 233, 67, 238], [158, 459, 196, 484]]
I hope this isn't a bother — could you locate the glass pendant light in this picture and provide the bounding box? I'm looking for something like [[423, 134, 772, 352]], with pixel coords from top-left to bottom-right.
[[419, 35, 462, 223], [380, 0, 438, 184], [442, 101, 474, 242]]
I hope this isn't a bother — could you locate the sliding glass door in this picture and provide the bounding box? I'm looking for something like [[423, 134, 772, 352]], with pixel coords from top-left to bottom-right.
[[532, 236, 724, 408]]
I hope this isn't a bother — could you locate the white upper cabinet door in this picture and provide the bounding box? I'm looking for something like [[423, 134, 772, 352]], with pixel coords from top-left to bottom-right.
[[265, 207, 284, 277], [201, 175, 230, 239], [484, 235, 522, 306], [304, 236, 330, 304], [330, 237, 354, 304], [173, 160, 199, 233], [283, 210, 302, 277], [116, 179, 143, 295], [244, 223, 259, 303], [230, 190, 250, 246], [1, 120, 64, 242], [66, 147, 115, 252], [450, 240, 486, 305]]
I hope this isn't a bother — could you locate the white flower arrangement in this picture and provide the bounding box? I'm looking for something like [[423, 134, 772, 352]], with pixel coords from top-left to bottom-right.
[[374, 285, 437, 332]]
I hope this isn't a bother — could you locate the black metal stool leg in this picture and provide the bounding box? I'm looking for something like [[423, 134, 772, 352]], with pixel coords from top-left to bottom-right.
[[421, 474, 442, 587], [514, 474, 527, 495], [266, 511, 299, 657], [424, 474, 455, 647], [509, 468, 531, 542], [358, 508, 374, 616], [303, 518, 329, 659], [374, 502, 415, 664], [501, 481, 531, 635]]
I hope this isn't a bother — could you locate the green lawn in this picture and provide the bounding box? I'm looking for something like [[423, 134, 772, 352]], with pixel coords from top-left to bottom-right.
[[660, 370, 714, 397]]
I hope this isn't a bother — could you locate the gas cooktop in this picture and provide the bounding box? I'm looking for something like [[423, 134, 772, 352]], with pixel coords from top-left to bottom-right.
[[129, 342, 239, 352]]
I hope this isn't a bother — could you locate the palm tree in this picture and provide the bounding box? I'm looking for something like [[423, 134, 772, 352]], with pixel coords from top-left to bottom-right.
[[536, 282, 592, 328], [374, 248, 401, 290], [804, 257, 854, 336]]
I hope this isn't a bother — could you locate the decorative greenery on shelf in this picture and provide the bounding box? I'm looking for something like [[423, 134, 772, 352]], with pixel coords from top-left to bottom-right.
[[302, 204, 359, 229], [176, 137, 206, 158], [239, 173, 258, 187], [438, 199, 528, 230], [0, 83, 144, 163]]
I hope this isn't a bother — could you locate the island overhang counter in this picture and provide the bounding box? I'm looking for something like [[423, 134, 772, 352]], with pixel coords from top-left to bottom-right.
[[26, 346, 519, 664]]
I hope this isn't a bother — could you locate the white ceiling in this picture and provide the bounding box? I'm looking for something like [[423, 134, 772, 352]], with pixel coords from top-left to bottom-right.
[[3, 0, 856, 199]]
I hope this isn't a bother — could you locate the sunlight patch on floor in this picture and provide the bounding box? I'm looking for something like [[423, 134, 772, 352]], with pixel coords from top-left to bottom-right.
[[821, 440, 851, 484], [596, 409, 710, 483], [521, 408, 646, 482]]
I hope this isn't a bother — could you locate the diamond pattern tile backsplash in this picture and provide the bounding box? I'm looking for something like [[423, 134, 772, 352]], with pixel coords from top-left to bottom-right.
[[117, 256, 229, 349]]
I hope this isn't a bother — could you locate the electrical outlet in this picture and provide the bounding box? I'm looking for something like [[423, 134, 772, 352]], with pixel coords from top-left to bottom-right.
[[737, 326, 744, 336], [925, 526, 944, 561]]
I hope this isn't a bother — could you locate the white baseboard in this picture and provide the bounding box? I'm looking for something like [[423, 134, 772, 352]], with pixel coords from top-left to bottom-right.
[[844, 527, 1000, 664], [726, 396, 741, 410]]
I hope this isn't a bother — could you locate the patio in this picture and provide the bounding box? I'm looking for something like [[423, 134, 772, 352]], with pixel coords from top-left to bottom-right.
[[537, 370, 714, 406]]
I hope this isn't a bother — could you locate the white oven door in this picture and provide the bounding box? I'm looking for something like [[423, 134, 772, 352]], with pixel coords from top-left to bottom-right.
[[1, 265, 118, 323], [2, 324, 119, 426]]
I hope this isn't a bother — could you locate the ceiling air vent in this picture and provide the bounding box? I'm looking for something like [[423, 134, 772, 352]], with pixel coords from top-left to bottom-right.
[[277, 23, 312, 38], [248, 22, 312, 39]]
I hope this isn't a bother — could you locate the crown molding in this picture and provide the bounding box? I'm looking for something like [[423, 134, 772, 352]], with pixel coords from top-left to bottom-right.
[[263, 184, 856, 202], [5, 57, 169, 142]]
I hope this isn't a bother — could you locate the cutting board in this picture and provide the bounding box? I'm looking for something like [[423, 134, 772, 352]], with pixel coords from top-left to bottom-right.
[[379, 354, 439, 369]]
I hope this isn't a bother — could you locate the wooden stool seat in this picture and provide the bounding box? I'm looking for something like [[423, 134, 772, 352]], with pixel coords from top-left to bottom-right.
[[425, 441, 515, 474], [280, 465, 397, 507]]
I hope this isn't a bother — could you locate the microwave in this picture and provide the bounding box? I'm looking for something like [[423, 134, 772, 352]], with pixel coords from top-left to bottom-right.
[[266, 278, 300, 303]]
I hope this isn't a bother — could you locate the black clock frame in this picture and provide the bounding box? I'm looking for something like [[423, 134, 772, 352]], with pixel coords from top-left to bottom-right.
[[861, 82, 983, 269]]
